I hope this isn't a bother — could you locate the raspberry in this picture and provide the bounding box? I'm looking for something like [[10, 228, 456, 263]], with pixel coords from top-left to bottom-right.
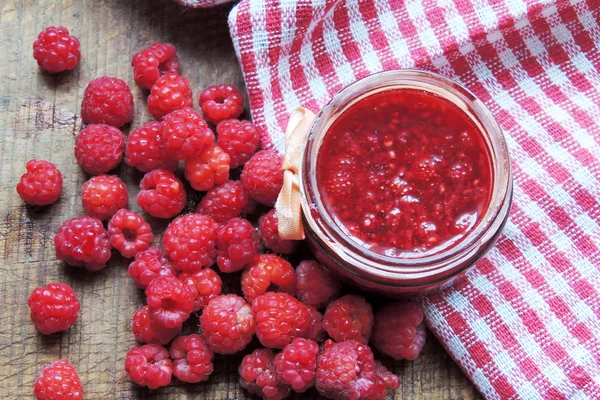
[[322, 295, 373, 345], [184, 145, 230, 191], [145, 275, 195, 329], [17, 160, 62, 206], [33, 26, 80, 74], [371, 302, 426, 360], [216, 218, 259, 273], [28, 283, 80, 335], [162, 213, 218, 271], [241, 150, 283, 206], [258, 209, 300, 255], [169, 334, 214, 383], [179, 268, 222, 311], [239, 349, 290, 400], [125, 344, 173, 389], [241, 254, 296, 303], [295, 260, 341, 309], [371, 361, 401, 400], [132, 305, 181, 345], [305, 305, 326, 342], [81, 77, 134, 127], [75, 124, 125, 175], [161, 107, 214, 160], [34, 360, 83, 400], [216, 119, 259, 168], [147, 72, 193, 120], [125, 121, 178, 172], [132, 42, 180, 90], [275, 338, 319, 393], [54, 216, 111, 271], [137, 169, 186, 219], [200, 294, 255, 354], [252, 292, 311, 349], [128, 247, 176, 289], [199, 84, 244, 124], [196, 180, 249, 224], [81, 175, 128, 220], [107, 209, 153, 258]]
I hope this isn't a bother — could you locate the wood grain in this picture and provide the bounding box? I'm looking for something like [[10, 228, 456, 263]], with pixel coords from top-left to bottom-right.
[[0, 0, 483, 398]]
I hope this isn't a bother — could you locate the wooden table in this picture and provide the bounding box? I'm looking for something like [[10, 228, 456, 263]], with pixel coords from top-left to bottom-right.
[[0, 0, 483, 398]]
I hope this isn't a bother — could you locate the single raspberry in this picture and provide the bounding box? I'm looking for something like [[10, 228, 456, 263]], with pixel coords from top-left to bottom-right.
[[54, 216, 111, 271], [161, 107, 214, 160], [241, 150, 283, 206], [295, 260, 341, 309], [81, 77, 134, 127], [199, 84, 244, 124], [107, 209, 153, 258], [137, 169, 186, 219], [371, 361, 401, 400], [196, 180, 249, 223], [169, 334, 214, 383], [216, 218, 259, 273], [17, 160, 63, 206], [125, 121, 178, 173], [371, 302, 426, 361], [75, 124, 125, 175], [33, 26, 80, 74], [241, 254, 296, 303], [81, 175, 128, 220], [125, 344, 173, 389], [322, 295, 374, 345], [239, 349, 290, 400], [28, 283, 80, 335], [132, 305, 181, 345], [216, 119, 259, 168], [184, 145, 230, 191], [132, 42, 180, 90], [128, 247, 177, 289], [145, 275, 195, 329], [179, 268, 222, 311], [258, 209, 300, 255], [305, 305, 326, 342], [147, 72, 193, 120], [200, 294, 255, 354], [162, 213, 218, 271], [34, 360, 83, 400], [275, 338, 319, 392]]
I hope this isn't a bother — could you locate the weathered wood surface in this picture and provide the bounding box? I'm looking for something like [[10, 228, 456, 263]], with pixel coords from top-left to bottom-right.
[[0, 0, 483, 398]]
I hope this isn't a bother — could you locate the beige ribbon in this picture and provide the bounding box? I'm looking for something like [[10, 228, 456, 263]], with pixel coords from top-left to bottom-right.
[[275, 107, 316, 240]]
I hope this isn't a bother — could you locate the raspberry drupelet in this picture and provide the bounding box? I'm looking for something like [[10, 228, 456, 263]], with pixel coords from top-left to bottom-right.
[[131, 42, 180, 90], [239, 349, 291, 400], [17, 160, 63, 206], [241, 254, 296, 303], [258, 209, 300, 255], [107, 209, 153, 258], [295, 260, 341, 309], [216, 119, 260, 168], [145, 275, 195, 329], [184, 145, 230, 191], [372, 361, 402, 400], [196, 180, 250, 224], [216, 218, 259, 273], [147, 72, 193, 120], [179, 268, 222, 312], [274, 338, 319, 392], [199, 84, 244, 124], [305, 305, 326, 342], [128, 247, 177, 289], [34, 360, 83, 400], [81, 77, 134, 127], [28, 283, 80, 335], [322, 294, 374, 345], [75, 124, 125, 175], [125, 344, 173, 389], [131, 305, 181, 345], [33, 26, 80, 74], [371, 302, 427, 361], [81, 175, 128, 220], [54, 216, 112, 271], [137, 169, 186, 219], [125, 121, 178, 173], [169, 334, 214, 383], [241, 150, 284, 206], [161, 107, 214, 160], [162, 213, 219, 271]]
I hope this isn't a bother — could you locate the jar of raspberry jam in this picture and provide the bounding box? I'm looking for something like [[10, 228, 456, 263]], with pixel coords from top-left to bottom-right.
[[300, 70, 512, 295]]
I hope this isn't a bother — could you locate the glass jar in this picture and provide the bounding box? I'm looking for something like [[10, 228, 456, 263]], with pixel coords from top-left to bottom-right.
[[299, 70, 513, 295]]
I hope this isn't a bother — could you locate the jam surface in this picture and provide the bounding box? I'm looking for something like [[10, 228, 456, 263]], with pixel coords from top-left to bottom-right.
[[316, 89, 492, 256]]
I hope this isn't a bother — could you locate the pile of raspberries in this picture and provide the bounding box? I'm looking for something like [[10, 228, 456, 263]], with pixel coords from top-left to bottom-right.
[[24, 27, 427, 400]]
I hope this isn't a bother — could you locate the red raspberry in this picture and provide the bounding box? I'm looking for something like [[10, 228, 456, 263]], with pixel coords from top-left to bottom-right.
[[169, 334, 214, 383], [161, 107, 214, 160], [147, 72, 193, 120], [216, 218, 259, 273], [125, 344, 173, 389], [216, 119, 259, 168], [34, 360, 83, 400], [137, 169, 186, 219], [162, 213, 218, 271], [75, 124, 125, 175], [295, 260, 341, 309], [179, 268, 222, 311], [199, 84, 244, 124], [305, 305, 326, 342], [128, 247, 176, 289], [28, 283, 80, 335], [81, 77, 134, 127], [371, 302, 426, 361], [131, 305, 181, 345], [107, 209, 153, 258], [239, 349, 290, 400], [33, 26, 80, 74], [322, 295, 374, 345], [54, 216, 111, 271], [258, 209, 300, 255], [17, 160, 62, 206], [125, 121, 178, 172], [371, 361, 401, 400], [184, 145, 230, 191], [196, 180, 249, 223], [145, 275, 195, 329], [132, 42, 180, 90], [241, 254, 295, 303], [241, 150, 283, 206], [275, 338, 319, 392], [200, 294, 255, 354], [81, 175, 128, 220]]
